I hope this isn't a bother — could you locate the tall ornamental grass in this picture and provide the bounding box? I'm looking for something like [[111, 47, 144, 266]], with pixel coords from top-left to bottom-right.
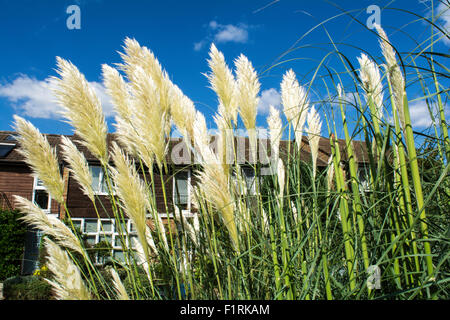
[[13, 7, 449, 299]]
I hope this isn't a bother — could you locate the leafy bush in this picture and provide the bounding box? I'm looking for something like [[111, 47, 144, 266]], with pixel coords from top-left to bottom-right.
[[3, 275, 53, 300], [0, 209, 27, 280]]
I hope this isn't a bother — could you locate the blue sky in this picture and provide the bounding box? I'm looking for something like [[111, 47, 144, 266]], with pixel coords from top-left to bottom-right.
[[0, 0, 448, 141]]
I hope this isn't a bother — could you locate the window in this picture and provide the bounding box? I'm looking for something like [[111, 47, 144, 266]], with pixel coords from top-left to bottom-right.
[[0, 143, 14, 158], [5, 134, 18, 141], [32, 178, 51, 213], [90, 165, 109, 194], [358, 165, 371, 192], [173, 170, 190, 212], [232, 167, 257, 196], [242, 167, 256, 195], [72, 218, 138, 264]]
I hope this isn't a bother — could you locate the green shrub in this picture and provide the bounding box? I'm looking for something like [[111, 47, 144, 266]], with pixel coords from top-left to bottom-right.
[[0, 209, 27, 280], [3, 275, 53, 300]]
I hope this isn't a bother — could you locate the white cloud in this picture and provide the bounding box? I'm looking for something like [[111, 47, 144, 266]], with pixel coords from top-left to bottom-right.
[[408, 99, 450, 128], [425, 1, 450, 46], [212, 22, 249, 44], [436, 2, 450, 46], [193, 40, 206, 51], [194, 20, 250, 51], [0, 74, 114, 119], [257, 88, 282, 114]]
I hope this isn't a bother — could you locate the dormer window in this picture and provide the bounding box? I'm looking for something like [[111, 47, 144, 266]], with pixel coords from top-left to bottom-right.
[[89, 165, 109, 194], [0, 143, 14, 158]]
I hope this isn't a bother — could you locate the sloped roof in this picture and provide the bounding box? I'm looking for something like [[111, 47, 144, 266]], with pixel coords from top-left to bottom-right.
[[0, 130, 369, 167]]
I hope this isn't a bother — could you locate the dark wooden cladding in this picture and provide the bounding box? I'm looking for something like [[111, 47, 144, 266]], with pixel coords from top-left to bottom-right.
[[65, 169, 177, 218], [1, 130, 370, 221], [0, 165, 34, 210]]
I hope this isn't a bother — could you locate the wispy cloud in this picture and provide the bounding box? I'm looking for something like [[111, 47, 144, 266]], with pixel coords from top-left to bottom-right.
[[435, 2, 450, 46], [194, 20, 251, 51], [409, 99, 449, 128], [0, 74, 114, 119], [422, 1, 450, 46], [257, 88, 282, 115]]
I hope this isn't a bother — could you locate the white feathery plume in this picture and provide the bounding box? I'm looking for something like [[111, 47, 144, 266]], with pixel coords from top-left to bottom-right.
[[15, 196, 85, 255], [118, 37, 171, 115], [117, 38, 173, 167], [357, 53, 384, 120], [373, 23, 406, 128], [193, 110, 214, 163], [102, 64, 133, 122], [307, 106, 322, 179], [13, 116, 65, 204], [267, 105, 283, 162], [235, 54, 260, 161], [131, 234, 154, 283], [205, 43, 238, 125], [44, 238, 91, 300], [114, 115, 154, 171], [193, 119, 238, 247], [109, 143, 166, 256], [170, 83, 197, 146], [281, 69, 309, 151], [60, 136, 94, 202], [101, 64, 150, 165], [214, 111, 233, 174], [130, 66, 168, 167], [109, 267, 130, 300], [52, 57, 109, 165]]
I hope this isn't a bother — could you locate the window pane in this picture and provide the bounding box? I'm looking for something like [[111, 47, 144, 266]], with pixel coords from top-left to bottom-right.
[[174, 171, 189, 209], [114, 236, 125, 248], [129, 235, 139, 248], [34, 190, 49, 210], [100, 171, 108, 193], [0, 144, 14, 157], [243, 168, 256, 195], [86, 235, 96, 246], [90, 166, 102, 192], [113, 250, 126, 262], [36, 179, 46, 188], [84, 219, 98, 233], [115, 220, 128, 233], [72, 220, 82, 231], [129, 221, 137, 233], [358, 166, 370, 191], [99, 234, 112, 245], [100, 220, 113, 232]]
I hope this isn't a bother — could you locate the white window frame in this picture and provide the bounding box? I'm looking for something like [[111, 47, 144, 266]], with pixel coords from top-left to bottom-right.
[[31, 177, 54, 216], [172, 169, 191, 216], [232, 166, 259, 196], [89, 165, 111, 195], [72, 218, 138, 264]]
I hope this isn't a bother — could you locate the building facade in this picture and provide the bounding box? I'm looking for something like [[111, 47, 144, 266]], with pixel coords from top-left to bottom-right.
[[0, 130, 369, 274]]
